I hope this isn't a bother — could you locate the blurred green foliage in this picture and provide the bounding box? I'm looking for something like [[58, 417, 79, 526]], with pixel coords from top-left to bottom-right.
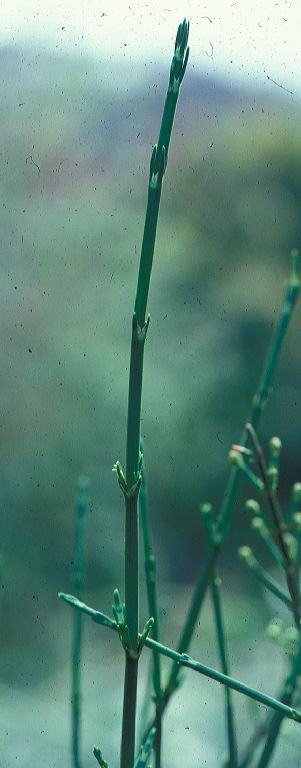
[[1, 44, 301, 674]]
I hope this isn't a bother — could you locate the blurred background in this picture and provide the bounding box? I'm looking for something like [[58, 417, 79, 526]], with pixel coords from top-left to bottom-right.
[[1, 1, 301, 766]]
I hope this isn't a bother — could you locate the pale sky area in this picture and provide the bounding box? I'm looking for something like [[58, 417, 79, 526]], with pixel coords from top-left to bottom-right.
[[1, 0, 301, 97]]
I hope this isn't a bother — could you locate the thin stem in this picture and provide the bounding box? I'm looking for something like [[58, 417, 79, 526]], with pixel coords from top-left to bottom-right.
[[256, 638, 301, 767], [134, 19, 189, 329], [71, 477, 90, 768], [239, 725, 267, 768], [238, 546, 293, 609], [119, 19, 190, 768], [219, 248, 300, 539], [140, 447, 162, 768], [165, 547, 217, 701], [152, 250, 300, 720], [211, 567, 238, 767], [246, 423, 301, 627], [121, 656, 139, 766], [201, 505, 238, 765], [242, 424, 301, 766], [58, 592, 301, 726]]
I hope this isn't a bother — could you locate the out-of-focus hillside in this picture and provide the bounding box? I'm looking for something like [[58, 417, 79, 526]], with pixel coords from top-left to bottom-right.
[[1, 44, 301, 666]]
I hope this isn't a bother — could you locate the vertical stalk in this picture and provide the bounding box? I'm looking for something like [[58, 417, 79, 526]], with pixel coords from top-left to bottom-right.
[[245, 423, 301, 626], [201, 504, 238, 766], [242, 424, 301, 767], [210, 567, 238, 768], [166, 250, 300, 695], [256, 638, 301, 768], [71, 476, 90, 768], [119, 19, 190, 768], [142, 251, 300, 740], [140, 447, 162, 767], [121, 656, 139, 765]]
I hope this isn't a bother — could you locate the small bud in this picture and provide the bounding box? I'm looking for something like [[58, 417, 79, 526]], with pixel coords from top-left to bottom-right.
[[283, 532, 298, 563], [266, 618, 284, 639], [292, 483, 301, 503], [238, 545, 254, 567], [251, 516, 265, 533], [112, 588, 124, 625], [267, 466, 278, 492], [200, 502, 213, 519], [245, 499, 261, 516], [229, 449, 244, 468], [269, 437, 282, 458], [281, 626, 299, 656], [293, 512, 301, 529]]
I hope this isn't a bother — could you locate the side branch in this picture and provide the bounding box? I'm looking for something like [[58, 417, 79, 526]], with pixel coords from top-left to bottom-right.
[[58, 593, 301, 726]]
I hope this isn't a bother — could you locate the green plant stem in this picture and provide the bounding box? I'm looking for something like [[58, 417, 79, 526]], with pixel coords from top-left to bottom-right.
[[238, 548, 293, 609], [256, 637, 301, 767], [134, 19, 189, 330], [149, 250, 301, 723], [71, 477, 90, 768], [58, 592, 301, 726], [119, 20, 189, 768], [210, 568, 238, 768], [245, 423, 301, 627], [239, 725, 267, 768], [242, 424, 301, 767], [140, 448, 162, 768], [121, 656, 139, 765]]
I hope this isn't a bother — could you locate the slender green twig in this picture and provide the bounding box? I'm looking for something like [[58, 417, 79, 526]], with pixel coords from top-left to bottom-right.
[[134, 728, 157, 768], [245, 423, 301, 626], [112, 19, 189, 768], [239, 726, 267, 768], [143, 250, 301, 728], [256, 637, 301, 768], [240, 424, 301, 767], [140, 445, 162, 768], [71, 476, 90, 768], [201, 504, 238, 767], [238, 546, 292, 609], [250, 516, 285, 568], [58, 592, 301, 726], [211, 567, 238, 767], [134, 17, 189, 330], [287, 483, 301, 526], [93, 746, 109, 768]]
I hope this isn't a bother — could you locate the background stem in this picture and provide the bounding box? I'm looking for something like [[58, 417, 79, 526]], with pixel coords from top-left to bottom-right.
[[71, 476, 89, 768], [140, 448, 162, 768], [156, 252, 300, 720], [210, 566, 238, 767]]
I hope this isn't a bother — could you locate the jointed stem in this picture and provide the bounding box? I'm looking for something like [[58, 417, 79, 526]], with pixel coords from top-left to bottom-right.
[[246, 423, 301, 627], [256, 638, 301, 768], [238, 546, 292, 609], [118, 19, 190, 768], [134, 20, 189, 330], [71, 477, 89, 768], [151, 250, 300, 724], [211, 567, 238, 767], [121, 656, 139, 766], [59, 592, 301, 727], [241, 424, 301, 767], [140, 449, 162, 767], [165, 547, 217, 701]]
